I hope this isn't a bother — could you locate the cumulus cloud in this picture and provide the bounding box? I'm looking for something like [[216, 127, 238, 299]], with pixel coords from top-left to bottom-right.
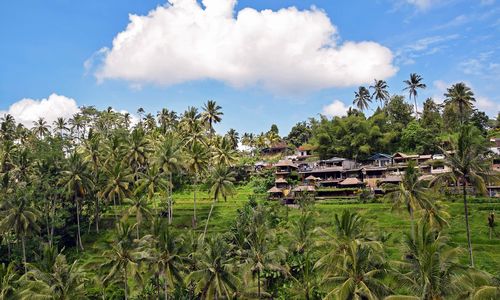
[[322, 100, 349, 117], [0, 94, 80, 128], [94, 0, 397, 93]]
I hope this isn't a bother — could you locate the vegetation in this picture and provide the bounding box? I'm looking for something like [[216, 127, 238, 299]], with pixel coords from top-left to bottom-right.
[[0, 76, 499, 299]]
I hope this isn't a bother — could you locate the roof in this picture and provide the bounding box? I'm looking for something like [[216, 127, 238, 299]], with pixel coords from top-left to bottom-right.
[[269, 141, 288, 149], [367, 153, 392, 161], [363, 167, 387, 172], [323, 157, 346, 162], [305, 175, 320, 180], [393, 152, 418, 159], [275, 178, 288, 183], [301, 166, 343, 174], [419, 154, 432, 160], [292, 185, 316, 192], [267, 186, 283, 193], [380, 176, 402, 183], [340, 177, 363, 186], [298, 145, 316, 151], [274, 160, 297, 168]]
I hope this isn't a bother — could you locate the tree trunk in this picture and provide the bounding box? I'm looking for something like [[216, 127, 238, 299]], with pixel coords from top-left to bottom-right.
[[124, 264, 128, 300], [409, 205, 415, 240], [95, 197, 100, 233], [169, 172, 173, 225], [203, 199, 216, 241], [193, 175, 198, 229], [50, 197, 55, 246], [258, 269, 261, 299], [163, 267, 168, 300], [76, 196, 84, 251], [463, 180, 474, 267], [113, 194, 118, 222], [413, 96, 419, 117], [21, 235, 27, 274]]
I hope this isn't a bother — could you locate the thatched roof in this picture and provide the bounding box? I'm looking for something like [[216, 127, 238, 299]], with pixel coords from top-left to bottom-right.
[[305, 175, 319, 181], [274, 160, 297, 168], [380, 176, 402, 183], [340, 177, 363, 186], [275, 178, 288, 183], [267, 186, 283, 193]]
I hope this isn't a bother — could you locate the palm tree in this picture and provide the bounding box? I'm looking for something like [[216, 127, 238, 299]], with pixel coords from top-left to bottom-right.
[[32, 117, 50, 139], [369, 79, 390, 107], [225, 129, 239, 150], [155, 225, 186, 300], [0, 263, 18, 299], [201, 100, 223, 134], [124, 197, 152, 239], [431, 124, 493, 267], [53, 117, 69, 137], [102, 162, 134, 220], [322, 240, 390, 300], [444, 82, 475, 124], [59, 152, 94, 251], [157, 108, 178, 133], [393, 222, 463, 299], [403, 73, 426, 116], [102, 222, 150, 300], [186, 234, 239, 299], [212, 136, 238, 167], [154, 135, 183, 224], [126, 128, 152, 177], [203, 165, 236, 240], [135, 164, 169, 216], [0, 194, 41, 273], [186, 141, 210, 228], [353, 86, 372, 112]]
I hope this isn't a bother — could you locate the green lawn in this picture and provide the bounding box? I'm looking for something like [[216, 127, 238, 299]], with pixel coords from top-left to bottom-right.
[[79, 186, 500, 276]]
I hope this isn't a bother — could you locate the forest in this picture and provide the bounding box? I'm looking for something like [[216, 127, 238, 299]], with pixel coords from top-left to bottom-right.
[[0, 76, 499, 299]]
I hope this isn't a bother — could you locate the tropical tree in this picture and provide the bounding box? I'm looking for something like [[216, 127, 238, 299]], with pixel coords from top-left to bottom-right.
[[32, 117, 51, 139], [186, 234, 239, 299], [201, 100, 223, 134], [135, 164, 169, 216], [353, 86, 372, 112], [203, 165, 236, 240], [403, 73, 426, 116], [0, 194, 41, 273], [444, 82, 476, 124], [124, 197, 152, 239], [53, 117, 69, 137], [102, 161, 134, 220], [431, 124, 493, 267], [0, 263, 18, 299], [186, 141, 210, 228], [370, 79, 390, 107]]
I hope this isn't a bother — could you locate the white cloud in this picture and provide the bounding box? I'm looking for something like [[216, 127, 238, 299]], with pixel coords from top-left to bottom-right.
[[0, 93, 80, 128], [480, 0, 495, 5], [94, 0, 397, 93], [396, 34, 459, 65], [322, 100, 349, 117], [406, 0, 433, 10], [476, 96, 500, 115]]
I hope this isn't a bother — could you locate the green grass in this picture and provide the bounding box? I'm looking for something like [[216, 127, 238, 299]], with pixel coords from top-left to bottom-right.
[[78, 185, 500, 276]]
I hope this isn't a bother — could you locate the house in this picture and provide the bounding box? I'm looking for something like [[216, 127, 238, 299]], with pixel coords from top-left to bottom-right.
[[392, 152, 419, 164], [362, 166, 388, 188], [339, 177, 365, 188], [366, 153, 392, 167], [490, 138, 500, 155], [275, 178, 289, 189], [274, 160, 298, 179], [296, 145, 316, 159], [267, 186, 284, 200], [261, 141, 289, 155]]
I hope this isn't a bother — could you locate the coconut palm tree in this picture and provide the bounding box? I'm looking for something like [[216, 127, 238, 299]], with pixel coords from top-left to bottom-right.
[[102, 162, 134, 220], [403, 73, 426, 117], [353, 86, 372, 112], [431, 124, 493, 267], [126, 128, 152, 177], [444, 82, 476, 124], [155, 225, 186, 300], [157, 108, 178, 133], [393, 222, 464, 299], [53, 117, 69, 138], [124, 197, 152, 239], [201, 100, 223, 135], [370, 79, 390, 107], [135, 164, 169, 216], [0, 262, 18, 299], [0, 194, 41, 273], [59, 152, 94, 251], [225, 129, 239, 150], [186, 234, 239, 299], [203, 165, 236, 240], [322, 240, 390, 300], [32, 117, 50, 139], [212, 136, 238, 167], [186, 141, 210, 228], [154, 135, 183, 224]]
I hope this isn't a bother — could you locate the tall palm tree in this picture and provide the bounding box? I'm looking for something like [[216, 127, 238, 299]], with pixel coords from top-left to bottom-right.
[[212, 136, 238, 167], [32, 117, 50, 139], [0, 262, 18, 299], [59, 153, 94, 251], [102, 162, 134, 220], [102, 222, 150, 300], [186, 141, 210, 228], [53, 117, 69, 137], [186, 234, 239, 299], [203, 165, 236, 240], [443, 82, 475, 124], [124, 197, 152, 239], [154, 135, 183, 224], [369, 79, 390, 107], [0, 194, 41, 273], [155, 225, 186, 300], [403, 73, 426, 117], [225, 129, 239, 150], [157, 108, 178, 133], [180, 107, 200, 133], [135, 164, 169, 216], [201, 100, 223, 135], [431, 124, 493, 267], [353, 86, 372, 112], [126, 128, 152, 177]]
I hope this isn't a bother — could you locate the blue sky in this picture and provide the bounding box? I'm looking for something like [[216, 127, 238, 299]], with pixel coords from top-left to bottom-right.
[[0, 0, 499, 135]]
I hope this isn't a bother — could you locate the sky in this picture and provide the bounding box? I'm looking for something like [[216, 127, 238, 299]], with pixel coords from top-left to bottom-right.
[[0, 0, 499, 135]]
